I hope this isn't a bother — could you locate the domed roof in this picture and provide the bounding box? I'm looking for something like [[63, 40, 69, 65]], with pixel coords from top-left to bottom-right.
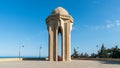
[[51, 7, 69, 15]]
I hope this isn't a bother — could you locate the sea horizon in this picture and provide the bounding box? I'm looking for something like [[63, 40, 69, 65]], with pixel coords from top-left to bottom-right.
[[0, 56, 47, 58]]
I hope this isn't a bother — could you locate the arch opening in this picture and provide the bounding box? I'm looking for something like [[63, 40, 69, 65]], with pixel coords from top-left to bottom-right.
[[58, 27, 62, 61]]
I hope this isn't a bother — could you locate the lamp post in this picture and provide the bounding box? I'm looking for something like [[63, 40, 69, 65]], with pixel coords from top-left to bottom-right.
[[39, 45, 42, 59], [77, 46, 80, 54], [19, 43, 24, 60], [96, 45, 99, 53], [96, 45, 99, 58]]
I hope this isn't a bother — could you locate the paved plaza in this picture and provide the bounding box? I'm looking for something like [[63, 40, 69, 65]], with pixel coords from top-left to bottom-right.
[[0, 60, 120, 68]]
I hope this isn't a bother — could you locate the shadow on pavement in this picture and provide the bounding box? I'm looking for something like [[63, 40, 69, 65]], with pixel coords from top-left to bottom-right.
[[22, 58, 47, 61], [99, 60, 120, 64]]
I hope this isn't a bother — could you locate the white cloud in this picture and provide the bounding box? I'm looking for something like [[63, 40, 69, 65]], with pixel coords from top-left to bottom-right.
[[105, 20, 120, 29], [72, 20, 120, 31], [92, 0, 103, 4], [116, 20, 120, 26], [106, 23, 114, 29], [88, 20, 120, 30], [72, 26, 81, 31]]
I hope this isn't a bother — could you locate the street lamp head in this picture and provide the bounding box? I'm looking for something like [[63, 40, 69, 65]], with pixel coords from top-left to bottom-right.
[[19, 43, 24, 60], [22, 45, 24, 47]]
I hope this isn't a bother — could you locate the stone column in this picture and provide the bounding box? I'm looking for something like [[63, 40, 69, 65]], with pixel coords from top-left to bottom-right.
[[61, 30, 65, 61], [64, 23, 71, 61], [48, 26, 54, 61], [53, 29, 58, 61], [66, 23, 71, 61]]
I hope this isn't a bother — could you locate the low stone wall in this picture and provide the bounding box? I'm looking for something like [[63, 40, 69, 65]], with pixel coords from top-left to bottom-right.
[[0, 58, 22, 62]]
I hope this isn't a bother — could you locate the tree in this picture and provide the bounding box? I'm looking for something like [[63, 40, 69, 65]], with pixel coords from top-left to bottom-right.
[[98, 44, 108, 58], [80, 53, 84, 58], [111, 45, 120, 58], [90, 53, 97, 58], [97, 44, 120, 58], [84, 53, 89, 58], [71, 48, 79, 58]]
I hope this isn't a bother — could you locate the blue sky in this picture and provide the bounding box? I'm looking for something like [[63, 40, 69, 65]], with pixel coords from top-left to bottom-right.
[[0, 0, 120, 57]]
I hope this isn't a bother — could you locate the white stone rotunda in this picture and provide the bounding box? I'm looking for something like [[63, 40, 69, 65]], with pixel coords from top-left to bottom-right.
[[46, 7, 74, 61]]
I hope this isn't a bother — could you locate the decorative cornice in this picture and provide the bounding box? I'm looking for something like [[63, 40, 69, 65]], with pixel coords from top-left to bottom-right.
[[46, 14, 73, 23]]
